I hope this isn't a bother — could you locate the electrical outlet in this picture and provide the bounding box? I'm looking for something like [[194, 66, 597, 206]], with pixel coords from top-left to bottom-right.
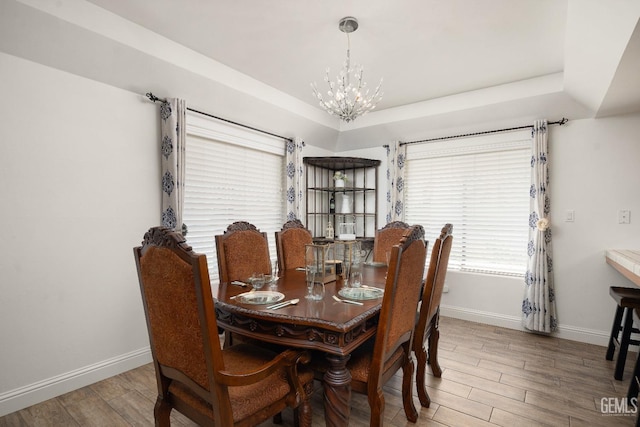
[[619, 210, 631, 224]]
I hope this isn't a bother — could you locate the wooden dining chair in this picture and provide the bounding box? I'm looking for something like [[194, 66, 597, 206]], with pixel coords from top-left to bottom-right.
[[413, 223, 453, 408], [275, 219, 313, 273], [372, 221, 411, 263], [215, 221, 271, 284], [313, 225, 427, 426], [134, 226, 314, 427]]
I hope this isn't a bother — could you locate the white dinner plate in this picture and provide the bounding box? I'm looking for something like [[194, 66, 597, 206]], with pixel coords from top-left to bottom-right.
[[338, 287, 384, 300], [235, 291, 285, 305], [365, 262, 387, 267]]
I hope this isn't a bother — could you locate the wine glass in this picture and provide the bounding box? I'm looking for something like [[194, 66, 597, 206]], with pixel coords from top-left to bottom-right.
[[250, 273, 265, 290]]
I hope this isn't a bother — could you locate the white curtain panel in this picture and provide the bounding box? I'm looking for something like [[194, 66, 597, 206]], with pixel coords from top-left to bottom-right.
[[286, 137, 305, 221], [160, 98, 187, 233], [386, 141, 406, 223], [522, 119, 558, 333]]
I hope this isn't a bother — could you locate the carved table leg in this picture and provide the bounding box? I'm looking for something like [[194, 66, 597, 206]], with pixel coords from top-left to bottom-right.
[[323, 354, 351, 427]]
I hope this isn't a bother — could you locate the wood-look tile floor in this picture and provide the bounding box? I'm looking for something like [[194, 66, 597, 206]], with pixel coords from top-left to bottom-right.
[[1, 316, 638, 426]]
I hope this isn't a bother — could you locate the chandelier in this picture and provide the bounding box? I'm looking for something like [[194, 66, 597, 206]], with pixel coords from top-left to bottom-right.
[[311, 17, 383, 123]]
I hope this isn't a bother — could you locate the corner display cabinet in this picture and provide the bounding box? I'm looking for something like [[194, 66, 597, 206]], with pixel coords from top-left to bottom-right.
[[304, 157, 380, 248]]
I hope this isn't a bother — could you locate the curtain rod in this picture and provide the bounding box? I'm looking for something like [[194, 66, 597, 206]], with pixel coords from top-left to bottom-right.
[[145, 92, 293, 142], [395, 117, 568, 147]]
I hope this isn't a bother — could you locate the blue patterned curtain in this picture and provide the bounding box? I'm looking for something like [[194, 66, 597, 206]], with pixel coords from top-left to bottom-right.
[[386, 141, 406, 223], [160, 98, 186, 234], [286, 137, 305, 220], [522, 119, 557, 333]]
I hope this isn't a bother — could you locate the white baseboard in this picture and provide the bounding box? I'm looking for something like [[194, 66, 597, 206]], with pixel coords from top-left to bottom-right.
[[0, 347, 152, 417], [440, 305, 610, 347]]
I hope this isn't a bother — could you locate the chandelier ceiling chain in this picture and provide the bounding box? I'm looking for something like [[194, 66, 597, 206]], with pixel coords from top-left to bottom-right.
[[311, 16, 383, 123]]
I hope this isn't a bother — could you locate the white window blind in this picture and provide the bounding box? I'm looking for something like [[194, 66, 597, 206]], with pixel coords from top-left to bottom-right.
[[404, 131, 531, 276], [183, 112, 286, 280]]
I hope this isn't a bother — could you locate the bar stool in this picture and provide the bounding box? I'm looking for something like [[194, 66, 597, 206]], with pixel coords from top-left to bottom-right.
[[607, 286, 640, 380]]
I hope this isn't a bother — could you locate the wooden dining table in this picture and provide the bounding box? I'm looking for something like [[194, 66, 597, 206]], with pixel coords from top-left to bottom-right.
[[213, 264, 387, 427]]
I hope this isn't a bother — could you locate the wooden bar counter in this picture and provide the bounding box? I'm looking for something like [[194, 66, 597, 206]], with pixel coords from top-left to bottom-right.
[[606, 249, 640, 287]]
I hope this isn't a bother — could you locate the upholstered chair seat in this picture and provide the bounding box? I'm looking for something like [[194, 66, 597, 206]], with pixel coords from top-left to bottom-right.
[[168, 343, 315, 422]]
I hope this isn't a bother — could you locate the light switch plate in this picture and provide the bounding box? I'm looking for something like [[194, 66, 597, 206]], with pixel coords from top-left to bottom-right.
[[565, 210, 575, 222], [619, 210, 631, 224]]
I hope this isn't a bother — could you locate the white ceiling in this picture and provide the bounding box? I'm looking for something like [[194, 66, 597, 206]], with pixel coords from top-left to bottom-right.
[[2, 0, 639, 145], [85, 0, 568, 112]]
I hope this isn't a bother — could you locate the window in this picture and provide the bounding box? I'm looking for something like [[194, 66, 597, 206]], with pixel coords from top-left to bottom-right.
[[183, 111, 286, 280], [404, 131, 531, 276]]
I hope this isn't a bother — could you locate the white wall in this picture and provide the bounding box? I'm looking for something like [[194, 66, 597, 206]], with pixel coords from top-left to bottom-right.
[[550, 114, 640, 339], [0, 52, 160, 415]]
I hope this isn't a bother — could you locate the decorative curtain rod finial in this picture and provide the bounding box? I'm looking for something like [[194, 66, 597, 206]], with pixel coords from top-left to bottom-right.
[[146, 92, 163, 103]]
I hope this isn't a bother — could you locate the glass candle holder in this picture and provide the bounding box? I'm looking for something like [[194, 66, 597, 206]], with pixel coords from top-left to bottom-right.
[[305, 243, 336, 284], [334, 240, 362, 282], [337, 222, 356, 240]]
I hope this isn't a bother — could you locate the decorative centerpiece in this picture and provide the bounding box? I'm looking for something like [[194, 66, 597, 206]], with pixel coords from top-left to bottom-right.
[[333, 171, 348, 188]]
